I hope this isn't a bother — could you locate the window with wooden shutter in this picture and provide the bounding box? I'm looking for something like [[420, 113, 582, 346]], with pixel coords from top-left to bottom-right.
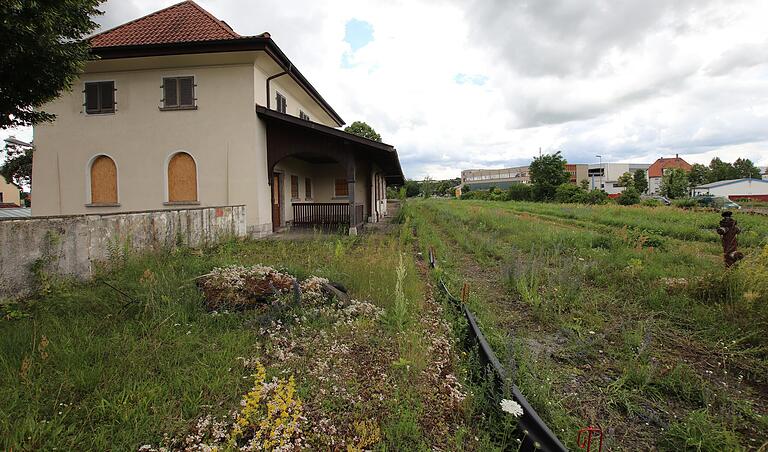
[[290, 175, 299, 199], [162, 76, 196, 110], [167, 152, 198, 203], [299, 110, 310, 121], [90, 155, 118, 204], [276, 92, 287, 113], [84, 81, 115, 114], [305, 177, 312, 199], [334, 178, 348, 197]]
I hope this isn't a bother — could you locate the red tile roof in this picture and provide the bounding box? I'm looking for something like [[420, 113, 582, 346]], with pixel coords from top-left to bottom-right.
[[648, 156, 692, 178], [90, 1, 241, 48]]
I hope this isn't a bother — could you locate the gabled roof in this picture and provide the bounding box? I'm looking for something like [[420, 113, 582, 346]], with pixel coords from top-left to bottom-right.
[[648, 155, 691, 178], [87, 1, 345, 126], [695, 178, 768, 189], [90, 1, 240, 48]]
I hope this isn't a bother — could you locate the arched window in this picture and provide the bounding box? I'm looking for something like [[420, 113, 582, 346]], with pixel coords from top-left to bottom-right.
[[90, 155, 118, 204], [167, 152, 198, 202]]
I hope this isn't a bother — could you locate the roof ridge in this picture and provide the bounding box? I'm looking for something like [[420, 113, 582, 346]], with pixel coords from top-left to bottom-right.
[[89, 1, 240, 46], [184, 0, 239, 37]]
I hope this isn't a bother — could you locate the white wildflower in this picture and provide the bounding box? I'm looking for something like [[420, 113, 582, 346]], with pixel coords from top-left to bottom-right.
[[500, 398, 524, 417]]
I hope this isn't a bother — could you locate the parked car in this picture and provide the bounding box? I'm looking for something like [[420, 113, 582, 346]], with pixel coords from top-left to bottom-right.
[[694, 195, 741, 210]]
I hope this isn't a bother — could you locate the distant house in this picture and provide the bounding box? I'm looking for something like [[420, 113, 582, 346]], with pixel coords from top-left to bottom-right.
[[0, 179, 21, 207], [762, 167, 768, 181], [648, 155, 692, 194], [692, 178, 768, 201]]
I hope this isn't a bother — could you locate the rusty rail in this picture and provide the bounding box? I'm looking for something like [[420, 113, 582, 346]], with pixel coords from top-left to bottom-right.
[[429, 247, 569, 452]]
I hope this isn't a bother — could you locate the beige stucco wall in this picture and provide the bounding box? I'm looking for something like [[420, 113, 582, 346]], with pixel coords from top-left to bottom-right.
[[0, 179, 21, 206], [32, 51, 346, 235]]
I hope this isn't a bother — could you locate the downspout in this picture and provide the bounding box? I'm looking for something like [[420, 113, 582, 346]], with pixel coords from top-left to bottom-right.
[[265, 63, 292, 109]]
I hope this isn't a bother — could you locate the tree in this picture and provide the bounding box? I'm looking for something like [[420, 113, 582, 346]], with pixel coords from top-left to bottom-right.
[[403, 179, 420, 198], [617, 172, 635, 188], [579, 179, 590, 190], [617, 187, 641, 205], [0, 141, 33, 188], [529, 152, 571, 201], [343, 121, 382, 142], [687, 163, 710, 189], [708, 158, 738, 182], [660, 168, 689, 199], [421, 176, 434, 198], [633, 169, 648, 194], [1, 1, 104, 128], [733, 158, 761, 178]]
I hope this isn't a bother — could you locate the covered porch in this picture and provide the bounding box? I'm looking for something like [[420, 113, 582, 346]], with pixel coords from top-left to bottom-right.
[[257, 106, 404, 235]]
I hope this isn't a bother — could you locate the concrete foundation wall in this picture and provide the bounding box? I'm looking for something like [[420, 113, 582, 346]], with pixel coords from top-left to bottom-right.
[[0, 205, 246, 298]]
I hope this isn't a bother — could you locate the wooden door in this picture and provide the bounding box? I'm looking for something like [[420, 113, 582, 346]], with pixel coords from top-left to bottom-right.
[[272, 173, 282, 231]]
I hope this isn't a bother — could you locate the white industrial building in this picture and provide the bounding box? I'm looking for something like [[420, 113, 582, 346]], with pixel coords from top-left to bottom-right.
[[692, 178, 768, 200]]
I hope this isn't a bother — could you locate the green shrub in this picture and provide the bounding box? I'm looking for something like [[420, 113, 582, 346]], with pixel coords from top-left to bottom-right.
[[578, 189, 609, 205], [488, 188, 509, 201], [617, 187, 641, 206], [461, 190, 491, 200], [641, 199, 662, 207], [672, 198, 699, 208], [554, 183, 585, 203], [507, 183, 532, 201]]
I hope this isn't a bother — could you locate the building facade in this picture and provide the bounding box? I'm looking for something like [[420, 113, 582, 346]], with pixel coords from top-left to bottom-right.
[[31, 1, 403, 235], [692, 178, 768, 200], [587, 163, 650, 194]]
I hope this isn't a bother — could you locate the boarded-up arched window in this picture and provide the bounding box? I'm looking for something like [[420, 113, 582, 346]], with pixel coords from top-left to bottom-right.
[[90, 155, 118, 204], [168, 152, 198, 202]]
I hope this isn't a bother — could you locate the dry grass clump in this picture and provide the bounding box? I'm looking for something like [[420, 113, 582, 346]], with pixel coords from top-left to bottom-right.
[[197, 265, 295, 311]]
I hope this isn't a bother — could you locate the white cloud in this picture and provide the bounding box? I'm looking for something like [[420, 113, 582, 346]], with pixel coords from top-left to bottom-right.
[[4, 0, 768, 180]]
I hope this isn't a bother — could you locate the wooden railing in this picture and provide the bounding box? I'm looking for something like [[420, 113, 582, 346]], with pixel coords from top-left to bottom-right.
[[292, 203, 364, 227]]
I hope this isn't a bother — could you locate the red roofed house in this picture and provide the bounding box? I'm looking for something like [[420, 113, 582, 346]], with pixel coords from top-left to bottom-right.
[[647, 154, 692, 194], [31, 1, 403, 235]]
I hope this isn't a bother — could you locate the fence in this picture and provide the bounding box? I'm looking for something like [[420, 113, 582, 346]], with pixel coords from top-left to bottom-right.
[[0, 205, 247, 298], [429, 247, 570, 452]]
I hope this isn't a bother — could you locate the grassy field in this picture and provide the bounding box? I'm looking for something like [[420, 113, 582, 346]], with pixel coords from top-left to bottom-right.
[[0, 228, 516, 451], [406, 199, 768, 451]]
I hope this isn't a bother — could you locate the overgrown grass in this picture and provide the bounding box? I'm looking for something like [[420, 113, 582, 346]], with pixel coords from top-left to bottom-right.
[[0, 230, 491, 450], [405, 199, 768, 451]]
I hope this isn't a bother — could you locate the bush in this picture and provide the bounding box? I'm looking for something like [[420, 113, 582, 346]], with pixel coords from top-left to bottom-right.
[[617, 187, 641, 206], [641, 199, 662, 207], [507, 183, 532, 201], [461, 190, 491, 200], [489, 187, 509, 201], [555, 183, 585, 203], [672, 198, 698, 209], [578, 189, 609, 205]]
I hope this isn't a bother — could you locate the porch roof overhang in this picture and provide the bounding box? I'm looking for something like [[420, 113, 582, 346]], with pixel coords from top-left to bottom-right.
[[256, 105, 405, 185]]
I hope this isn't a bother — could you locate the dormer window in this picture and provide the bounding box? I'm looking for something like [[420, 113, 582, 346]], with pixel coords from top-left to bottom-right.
[[84, 81, 115, 114], [299, 110, 310, 121], [276, 92, 287, 113], [162, 76, 196, 110]]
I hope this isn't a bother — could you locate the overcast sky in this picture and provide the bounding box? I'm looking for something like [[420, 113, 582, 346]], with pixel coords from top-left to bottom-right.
[[4, 0, 768, 179]]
